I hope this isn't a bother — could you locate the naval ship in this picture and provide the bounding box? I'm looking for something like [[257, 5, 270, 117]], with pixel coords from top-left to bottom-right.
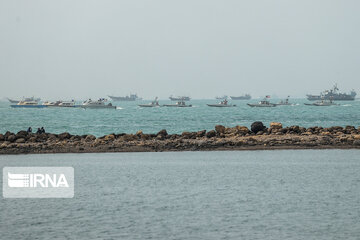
[[108, 94, 142, 101], [306, 84, 356, 101]]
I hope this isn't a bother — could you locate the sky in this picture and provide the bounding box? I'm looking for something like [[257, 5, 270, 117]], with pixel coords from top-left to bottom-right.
[[1, 0, 360, 100]]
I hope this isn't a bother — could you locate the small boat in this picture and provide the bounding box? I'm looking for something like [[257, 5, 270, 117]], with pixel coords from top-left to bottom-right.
[[230, 94, 251, 100], [275, 96, 294, 106], [11, 101, 47, 108], [207, 99, 236, 107], [163, 101, 192, 107], [138, 97, 160, 107], [58, 100, 76, 107], [304, 99, 338, 106], [247, 97, 276, 107], [7, 97, 41, 104], [169, 95, 191, 101], [81, 98, 116, 109]]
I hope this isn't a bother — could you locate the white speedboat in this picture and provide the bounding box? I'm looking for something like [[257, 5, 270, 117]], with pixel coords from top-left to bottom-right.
[[8, 97, 41, 104], [81, 98, 116, 109], [247, 98, 276, 107], [207, 99, 236, 107], [58, 100, 76, 107], [163, 101, 192, 107], [138, 97, 160, 107], [275, 96, 294, 106]]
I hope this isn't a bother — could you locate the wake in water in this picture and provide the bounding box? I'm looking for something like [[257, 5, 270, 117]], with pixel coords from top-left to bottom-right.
[[342, 104, 352, 107], [116, 107, 123, 110]]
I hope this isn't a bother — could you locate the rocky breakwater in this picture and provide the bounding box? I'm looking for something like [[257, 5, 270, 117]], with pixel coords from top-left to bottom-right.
[[1, 122, 360, 154]]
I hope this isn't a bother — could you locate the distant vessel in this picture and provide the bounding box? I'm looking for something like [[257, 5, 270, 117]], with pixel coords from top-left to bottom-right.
[[306, 84, 356, 101], [138, 97, 160, 107], [215, 95, 228, 100], [207, 99, 236, 107], [81, 98, 116, 109], [169, 96, 191, 101], [304, 99, 338, 106], [7, 97, 41, 104], [230, 94, 251, 100], [108, 94, 141, 101], [275, 96, 293, 106], [11, 101, 47, 108], [163, 101, 192, 107], [247, 97, 276, 107]]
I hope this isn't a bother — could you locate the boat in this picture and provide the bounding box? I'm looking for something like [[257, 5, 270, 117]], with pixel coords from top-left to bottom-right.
[[169, 95, 191, 101], [42, 101, 61, 106], [304, 99, 339, 106], [81, 98, 116, 109], [163, 101, 192, 107], [11, 101, 47, 108], [58, 100, 76, 107], [138, 97, 160, 107], [247, 97, 276, 107], [207, 99, 236, 107], [7, 97, 41, 104], [108, 94, 141, 101], [230, 94, 251, 100], [275, 96, 294, 106], [215, 95, 228, 100], [306, 84, 356, 101]]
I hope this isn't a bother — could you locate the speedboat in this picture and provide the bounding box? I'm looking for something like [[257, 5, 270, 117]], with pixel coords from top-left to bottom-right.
[[207, 99, 236, 107], [163, 101, 192, 107], [58, 100, 76, 107], [247, 98, 276, 107], [81, 98, 116, 109], [138, 97, 160, 107], [304, 99, 338, 106], [11, 101, 47, 108]]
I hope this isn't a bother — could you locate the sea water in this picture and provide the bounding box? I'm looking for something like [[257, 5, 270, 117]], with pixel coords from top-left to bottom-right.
[[0, 99, 359, 136], [0, 150, 359, 239]]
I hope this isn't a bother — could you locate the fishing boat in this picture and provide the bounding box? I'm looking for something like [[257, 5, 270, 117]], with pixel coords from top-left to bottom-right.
[[81, 98, 116, 109], [169, 95, 191, 101], [108, 94, 141, 101], [7, 97, 41, 104], [207, 99, 236, 107], [230, 94, 251, 100], [138, 97, 160, 107], [247, 97, 276, 107], [304, 99, 338, 106], [11, 101, 47, 108], [163, 101, 192, 107]]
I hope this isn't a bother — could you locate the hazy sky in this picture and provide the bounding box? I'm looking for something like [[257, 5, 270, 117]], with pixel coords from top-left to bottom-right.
[[1, 0, 360, 100]]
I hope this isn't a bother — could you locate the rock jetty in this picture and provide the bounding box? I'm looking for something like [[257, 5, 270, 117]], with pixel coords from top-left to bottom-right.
[[1, 122, 360, 154]]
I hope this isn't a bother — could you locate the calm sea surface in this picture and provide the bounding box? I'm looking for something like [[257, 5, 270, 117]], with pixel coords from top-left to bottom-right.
[[1, 150, 360, 239], [0, 99, 359, 136]]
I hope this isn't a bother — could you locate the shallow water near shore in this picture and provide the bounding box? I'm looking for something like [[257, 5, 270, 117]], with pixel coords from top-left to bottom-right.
[[1, 150, 360, 239], [1, 99, 359, 136]]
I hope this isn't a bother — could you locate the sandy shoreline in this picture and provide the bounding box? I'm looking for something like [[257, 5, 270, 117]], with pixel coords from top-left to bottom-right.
[[1, 123, 360, 154]]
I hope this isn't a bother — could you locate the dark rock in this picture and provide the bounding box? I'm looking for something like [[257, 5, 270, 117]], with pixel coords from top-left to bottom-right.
[[206, 130, 216, 138], [353, 140, 360, 146], [256, 131, 264, 135], [16, 130, 28, 139], [182, 132, 195, 139], [4, 131, 12, 139], [196, 130, 206, 137], [58, 132, 72, 140], [15, 138, 25, 143], [157, 129, 168, 137], [0, 134, 4, 141], [251, 122, 266, 134], [7, 135, 16, 143], [215, 125, 225, 134], [85, 135, 96, 141]]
